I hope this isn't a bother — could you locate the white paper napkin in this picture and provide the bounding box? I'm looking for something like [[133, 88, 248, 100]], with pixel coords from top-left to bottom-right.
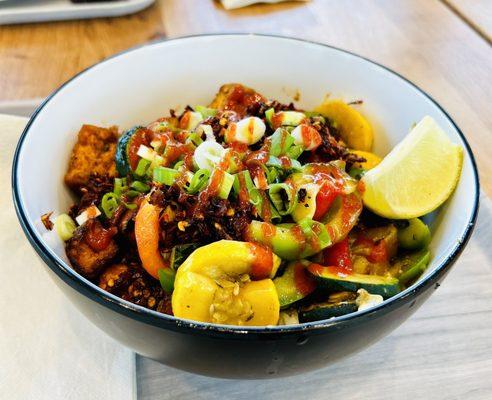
[[0, 115, 135, 400], [221, 0, 308, 10]]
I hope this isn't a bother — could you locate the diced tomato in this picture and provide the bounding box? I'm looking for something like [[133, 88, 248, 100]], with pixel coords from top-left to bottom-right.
[[322, 237, 352, 273], [313, 183, 339, 221]]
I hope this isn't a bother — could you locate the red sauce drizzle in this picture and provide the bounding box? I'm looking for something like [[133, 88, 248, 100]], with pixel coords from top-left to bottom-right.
[[293, 262, 317, 295], [224, 84, 266, 117], [85, 222, 117, 252], [300, 124, 322, 150], [249, 243, 274, 280], [128, 128, 152, 170]]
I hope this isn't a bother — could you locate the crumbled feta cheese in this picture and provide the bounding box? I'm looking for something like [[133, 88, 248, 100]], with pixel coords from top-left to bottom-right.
[[278, 309, 299, 325], [75, 205, 101, 226], [356, 289, 383, 311]]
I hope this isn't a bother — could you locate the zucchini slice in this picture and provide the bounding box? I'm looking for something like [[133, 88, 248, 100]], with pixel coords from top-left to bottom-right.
[[115, 126, 147, 177], [300, 292, 358, 322], [391, 249, 430, 285], [273, 261, 316, 308], [307, 263, 399, 298]]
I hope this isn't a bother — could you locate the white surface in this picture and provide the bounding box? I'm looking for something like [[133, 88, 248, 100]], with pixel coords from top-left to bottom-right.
[[0, 0, 154, 25], [13, 35, 478, 330], [0, 114, 136, 400]]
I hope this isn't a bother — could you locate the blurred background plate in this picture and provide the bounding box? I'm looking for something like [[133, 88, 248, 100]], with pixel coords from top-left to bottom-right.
[[0, 0, 155, 25]]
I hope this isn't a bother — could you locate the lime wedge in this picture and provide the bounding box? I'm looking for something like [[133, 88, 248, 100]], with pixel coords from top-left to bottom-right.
[[361, 116, 463, 219]]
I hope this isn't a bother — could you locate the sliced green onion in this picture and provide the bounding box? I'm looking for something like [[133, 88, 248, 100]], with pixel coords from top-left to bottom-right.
[[233, 170, 255, 197], [297, 218, 331, 249], [131, 181, 150, 193], [158, 268, 176, 294], [124, 202, 138, 210], [269, 203, 282, 224], [270, 128, 295, 157], [286, 144, 304, 160], [290, 159, 303, 170], [266, 155, 282, 168], [170, 243, 200, 270], [268, 183, 297, 216], [134, 159, 151, 177], [114, 178, 127, 197], [194, 105, 217, 119], [187, 131, 203, 146], [54, 213, 77, 241], [126, 190, 140, 199], [101, 192, 120, 218], [217, 171, 235, 199], [153, 166, 178, 186], [248, 187, 263, 207], [174, 160, 185, 170], [186, 169, 210, 194], [266, 167, 279, 184], [265, 107, 274, 127]]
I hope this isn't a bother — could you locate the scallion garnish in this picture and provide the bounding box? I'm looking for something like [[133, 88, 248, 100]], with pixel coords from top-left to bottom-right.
[[101, 192, 120, 218], [153, 166, 179, 186]]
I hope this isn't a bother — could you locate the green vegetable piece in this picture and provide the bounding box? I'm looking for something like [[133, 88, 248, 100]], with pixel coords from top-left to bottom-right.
[[186, 169, 210, 194], [217, 171, 235, 199], [194, 105, 217, 119], [247, 219, 331, 260], [273, 262, 314, 308], [114, 178, 128, 197], [395, 249, 431, 285], [131, 181, 150, 193], [170, 243, 200, 270], [268, 183, 297, 216], [187, 131, 204, 147], [153, 166, 178, 186], [54, 214, 77, 241], [101, 192, 119, 218], [308, 266, 400, 298], [265, 107, 275, 126], [300, 292, 358, 322], [134, 158, 151, 177], [115, 126, 144, 177], [158, 268, 176, 294], [398, 218, 431, 250], [286, 144, 304, 160], [270, 128, 295, 157]]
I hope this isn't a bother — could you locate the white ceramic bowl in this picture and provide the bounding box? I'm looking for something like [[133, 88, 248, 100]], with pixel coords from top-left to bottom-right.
[[12, 35, 479, 378]]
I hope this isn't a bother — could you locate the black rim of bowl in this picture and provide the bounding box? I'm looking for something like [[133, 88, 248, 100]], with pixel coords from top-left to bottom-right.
[[11, 34, 480, 338]]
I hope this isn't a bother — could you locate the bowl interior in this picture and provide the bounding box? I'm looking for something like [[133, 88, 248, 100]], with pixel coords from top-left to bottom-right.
[[14, 35, 478, 326]]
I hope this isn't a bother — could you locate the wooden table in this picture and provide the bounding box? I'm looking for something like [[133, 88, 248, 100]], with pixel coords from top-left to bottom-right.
[[0, 0, 491, 196]]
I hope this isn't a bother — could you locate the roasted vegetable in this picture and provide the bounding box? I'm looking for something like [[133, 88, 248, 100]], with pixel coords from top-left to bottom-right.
[[300, 292, 358, 322], [307, 263, 400, 298], [397, 218, 431, 250], [115, 126, 149, 177], [315, 99, 373, 151], [391, 249, 431, 285], [172, 241, 281, 325], [66, 219, 118, 279], [273, 261, 316, 308]]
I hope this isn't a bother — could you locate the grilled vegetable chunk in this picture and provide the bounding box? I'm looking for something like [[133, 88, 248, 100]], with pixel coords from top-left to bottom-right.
[[300, 292, 358, 322], [65, 124, 119, 192], [209, 83, 266, 117], [66, 219, 118, 278]]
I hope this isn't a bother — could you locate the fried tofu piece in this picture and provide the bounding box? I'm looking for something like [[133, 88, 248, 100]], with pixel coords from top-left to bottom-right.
[[209, 83, 266, 116], [66, 219, 118, 279], [64, 124, 119, 192]]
